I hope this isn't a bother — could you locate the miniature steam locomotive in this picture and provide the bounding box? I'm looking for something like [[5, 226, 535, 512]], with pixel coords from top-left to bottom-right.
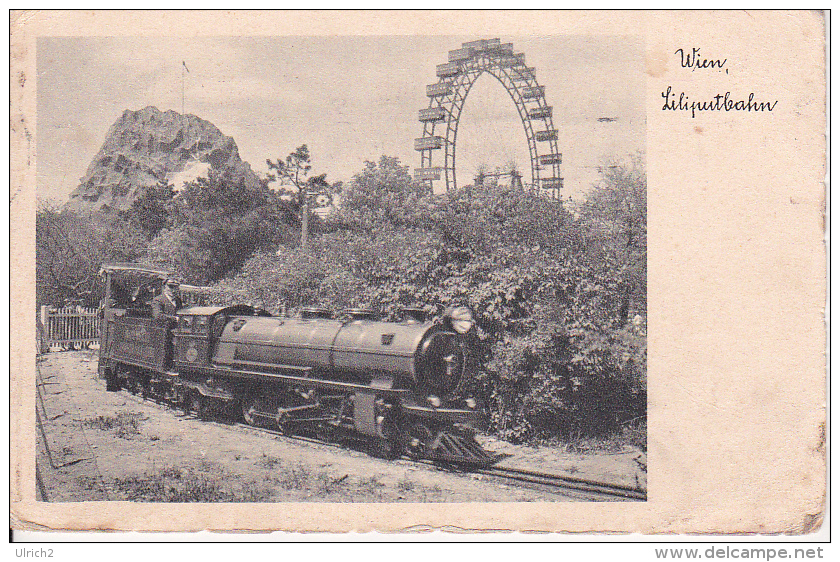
[[97, 263, 495, 465]]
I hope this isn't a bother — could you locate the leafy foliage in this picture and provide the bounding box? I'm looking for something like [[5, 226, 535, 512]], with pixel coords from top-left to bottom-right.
[[577, 153, 647, 321], [36, 203, 148, 307], [335, 155, 430, 229], [216, 155, 647, 443], [147, 169, 298, 284], [118, 179, 176, 239]]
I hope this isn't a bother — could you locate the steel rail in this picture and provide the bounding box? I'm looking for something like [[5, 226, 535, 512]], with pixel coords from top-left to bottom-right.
[[233, 419, 646, 501], [478, 465, 646, 501], [118, 389, 646, 501], [493, 465, 644, 494]]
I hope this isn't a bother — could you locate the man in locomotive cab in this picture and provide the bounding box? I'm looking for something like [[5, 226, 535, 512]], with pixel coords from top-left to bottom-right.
[[106, 279, 132, 309], [129, 283, 154, 312], [152, 277, 183, 323], [151, 277, 183, 369]]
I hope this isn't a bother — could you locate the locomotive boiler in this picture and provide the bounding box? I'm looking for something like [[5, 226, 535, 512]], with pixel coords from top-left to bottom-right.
[[98, 263, 496, 466]]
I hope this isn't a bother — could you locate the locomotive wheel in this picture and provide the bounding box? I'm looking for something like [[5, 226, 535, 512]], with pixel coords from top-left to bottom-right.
[[315, 422, 335, 443], [242, 398, 259, 426], [165, 385, 181, 408], [105, 369, 120, 392], [370, 437, 400, 461], [275, 411, 291, 435], [176, 387, 190, 414], [126, 377, 139, 395], [189, 392, 209, 420], [140, 378, 151, 400], [404, 423, 434, 461]]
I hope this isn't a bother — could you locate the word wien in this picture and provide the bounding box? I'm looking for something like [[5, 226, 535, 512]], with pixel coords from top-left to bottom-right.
[[676, 47, 728, 73], [661, 86, 778, 118]]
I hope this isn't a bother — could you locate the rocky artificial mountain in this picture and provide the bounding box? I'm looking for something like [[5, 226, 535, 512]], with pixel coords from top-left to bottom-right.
[[66, 106, 262, 212]]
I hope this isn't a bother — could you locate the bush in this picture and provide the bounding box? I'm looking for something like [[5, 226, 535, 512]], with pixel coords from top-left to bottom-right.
[[334, 155, 430, 230], [147, 169, 298, 284], [36, 203, 148, 308], [213, 162, 646, 443]]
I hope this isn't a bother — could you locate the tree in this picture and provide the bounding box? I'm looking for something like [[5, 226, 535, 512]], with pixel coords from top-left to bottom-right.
[[578, 153, 647, 322], [336, 155, 431, 230], [149, 168, 297, 283], [266, 145, 333, 253], [474, 163, 488, 187], [36, 203, 148, 307], [119, 179, 176, 239]]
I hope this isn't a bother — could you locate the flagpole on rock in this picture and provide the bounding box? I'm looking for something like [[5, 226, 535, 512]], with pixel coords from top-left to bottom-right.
[[181, 61, 189, 115]]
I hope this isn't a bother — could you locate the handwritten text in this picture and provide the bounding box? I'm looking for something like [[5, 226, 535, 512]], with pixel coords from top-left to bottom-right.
[[675, 48, 727, 73], [661, 86, 779, 118]]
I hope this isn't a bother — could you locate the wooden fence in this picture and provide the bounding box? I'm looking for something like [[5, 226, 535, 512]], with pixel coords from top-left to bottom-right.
[[39, 305, 100, 350]]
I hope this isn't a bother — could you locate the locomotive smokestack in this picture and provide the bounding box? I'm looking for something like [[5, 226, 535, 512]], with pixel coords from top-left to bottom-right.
[[401, 307, 427, 323]]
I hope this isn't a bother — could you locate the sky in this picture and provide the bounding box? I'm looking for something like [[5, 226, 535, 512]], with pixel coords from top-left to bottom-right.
[[37, 35, 645, 203]]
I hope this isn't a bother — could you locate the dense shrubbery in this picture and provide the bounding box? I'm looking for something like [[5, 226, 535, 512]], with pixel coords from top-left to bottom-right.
[[147, 170, 299, 284], [36, 203, 148, 307], [37, 169, 300, 306], [36, 151, 646, 445], [210, 156, 647, 443]]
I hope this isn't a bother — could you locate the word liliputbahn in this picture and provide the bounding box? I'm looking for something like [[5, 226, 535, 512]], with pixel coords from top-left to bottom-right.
[[661, 86, 778, 118]]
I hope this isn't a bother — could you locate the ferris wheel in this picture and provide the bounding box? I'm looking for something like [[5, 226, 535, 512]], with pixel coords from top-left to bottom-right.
[[414, 38, 563, 198]]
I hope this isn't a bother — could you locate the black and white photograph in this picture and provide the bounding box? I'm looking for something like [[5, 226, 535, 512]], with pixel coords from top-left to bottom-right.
[[33, 32, 647, 505]]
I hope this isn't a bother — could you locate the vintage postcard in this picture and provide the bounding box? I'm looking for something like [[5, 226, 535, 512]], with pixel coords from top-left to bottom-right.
[[10, 10, 826, 534]]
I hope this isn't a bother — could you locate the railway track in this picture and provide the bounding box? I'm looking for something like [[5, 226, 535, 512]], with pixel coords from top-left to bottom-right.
[[35, 358, 110, 501], [477, 465, 646, 501], [258, 420, 647, 501], [119, 390, 647, 502]]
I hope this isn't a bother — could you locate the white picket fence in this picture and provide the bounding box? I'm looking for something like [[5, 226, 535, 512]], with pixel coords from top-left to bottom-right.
[[39, 305, 100, 350]]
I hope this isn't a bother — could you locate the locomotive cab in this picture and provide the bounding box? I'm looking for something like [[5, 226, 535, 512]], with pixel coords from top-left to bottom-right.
[[98, 263, 212, 384], [98, 264, 175, 383], [173, 305, 267, 369]]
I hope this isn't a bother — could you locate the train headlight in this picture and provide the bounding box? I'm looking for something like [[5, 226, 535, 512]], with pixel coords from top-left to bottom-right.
[[445, 306, 474, 334], [427, 395, 442, 408]]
